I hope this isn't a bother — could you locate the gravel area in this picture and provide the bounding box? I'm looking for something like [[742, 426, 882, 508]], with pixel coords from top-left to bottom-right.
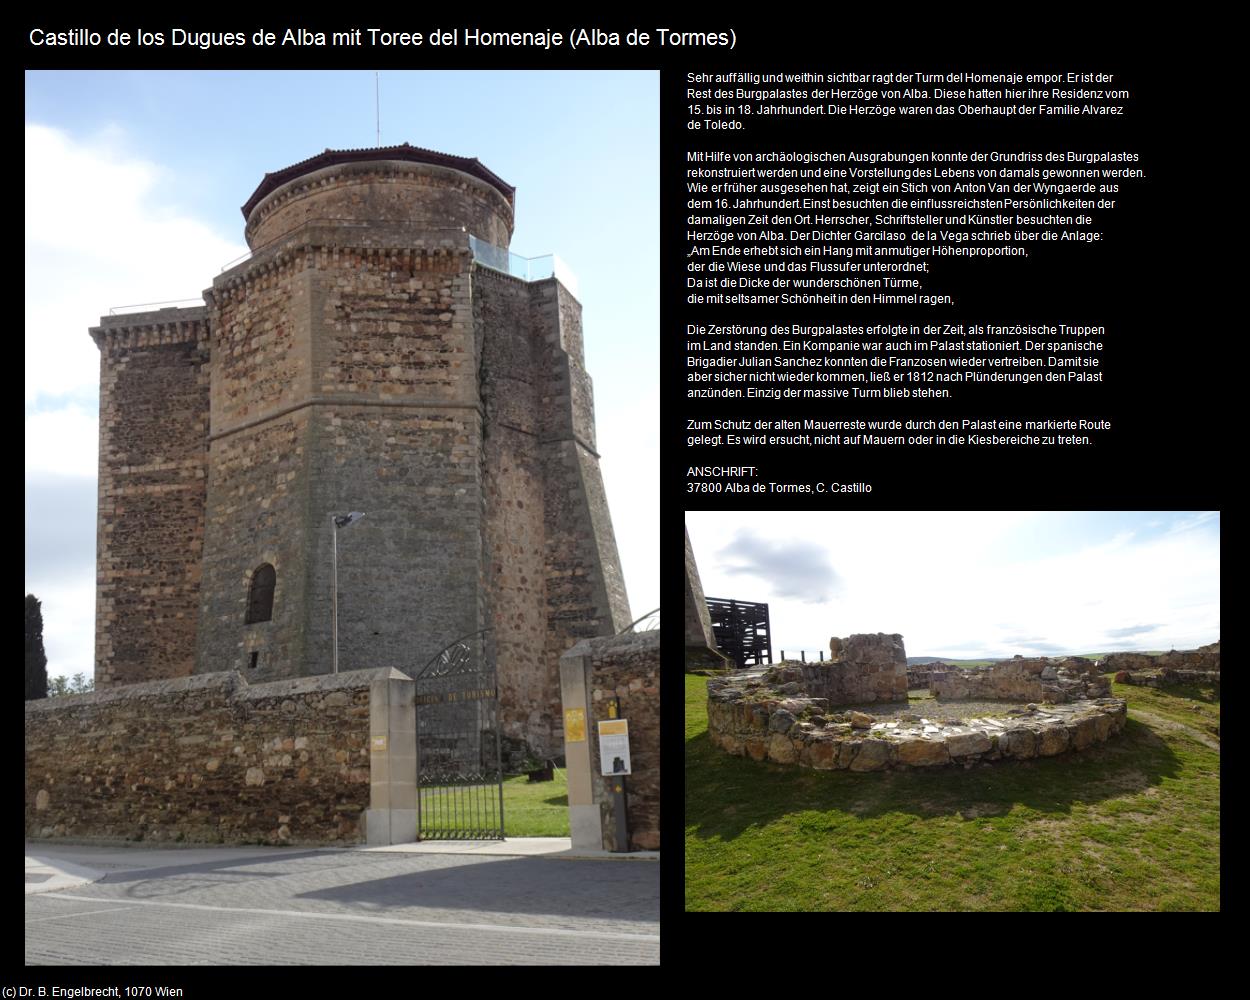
[[836, 693, 1031, 723]]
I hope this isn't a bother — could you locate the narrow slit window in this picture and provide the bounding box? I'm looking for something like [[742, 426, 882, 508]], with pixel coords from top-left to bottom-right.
[[245, 564, 276, 624]]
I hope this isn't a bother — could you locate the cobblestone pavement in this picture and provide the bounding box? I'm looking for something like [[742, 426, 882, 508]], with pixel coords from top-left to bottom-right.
[[24, 847, 659, 965]]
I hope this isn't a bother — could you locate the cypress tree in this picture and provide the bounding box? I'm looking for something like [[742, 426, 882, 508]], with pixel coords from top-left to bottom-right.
[[25, 594, 49, 700]]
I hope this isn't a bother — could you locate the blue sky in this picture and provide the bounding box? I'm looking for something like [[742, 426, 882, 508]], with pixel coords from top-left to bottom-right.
[[686, 511, 1220, 659], [25, 70, 658, 679]]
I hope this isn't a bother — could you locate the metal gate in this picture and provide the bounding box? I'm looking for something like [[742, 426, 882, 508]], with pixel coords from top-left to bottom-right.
[[414, 629, 505, 840]]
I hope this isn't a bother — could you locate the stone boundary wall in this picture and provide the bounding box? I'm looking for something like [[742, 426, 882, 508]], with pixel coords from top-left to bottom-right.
[[707, 673, 1127, 771], [25, 669, 397, 845], [931, 656, 1109, 703], [559, 631, 659, 852]]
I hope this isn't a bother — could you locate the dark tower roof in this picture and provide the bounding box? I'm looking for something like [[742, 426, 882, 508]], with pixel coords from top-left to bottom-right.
[[241, 143, 516, 219]]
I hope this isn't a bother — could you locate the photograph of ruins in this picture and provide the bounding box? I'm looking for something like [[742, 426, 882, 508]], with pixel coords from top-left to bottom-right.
[[685, 511, 1219, 911]]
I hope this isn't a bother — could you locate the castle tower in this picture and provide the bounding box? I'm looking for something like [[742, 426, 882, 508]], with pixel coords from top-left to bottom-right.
[[91, 144, 631, 753]]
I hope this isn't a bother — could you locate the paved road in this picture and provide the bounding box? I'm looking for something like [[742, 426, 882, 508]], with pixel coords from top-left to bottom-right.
[[25, 842, 659, 965]]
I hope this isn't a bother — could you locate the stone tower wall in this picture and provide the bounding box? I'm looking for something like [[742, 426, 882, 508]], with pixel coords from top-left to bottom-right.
[[197, 241, 483, 679], [196, 247, 315, 678], [475, 267, 554, 745], [473, 268, 631, 753], [532, 280, 631, 664], [90, 309, 209, 687], [245, 161, 514, 251]]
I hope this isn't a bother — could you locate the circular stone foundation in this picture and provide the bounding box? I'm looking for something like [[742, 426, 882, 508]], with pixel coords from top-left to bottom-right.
[[706, 669, 1127, 771]]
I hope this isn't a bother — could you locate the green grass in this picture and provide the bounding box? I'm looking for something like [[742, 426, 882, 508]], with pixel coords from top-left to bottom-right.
[[417, 772, 569, 838], [1109, 677, 1219, 734], [502, 772, 569, 837], [686, 674, 1219, 911]]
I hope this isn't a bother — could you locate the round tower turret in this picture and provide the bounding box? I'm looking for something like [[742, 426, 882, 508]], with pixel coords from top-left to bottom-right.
[[241, 143, 515, 250]]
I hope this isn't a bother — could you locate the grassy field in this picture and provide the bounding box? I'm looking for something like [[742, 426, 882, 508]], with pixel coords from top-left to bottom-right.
[[686, 674, 1219, 911], [418, 772, 569, 838], [501, 772, 570, 837]]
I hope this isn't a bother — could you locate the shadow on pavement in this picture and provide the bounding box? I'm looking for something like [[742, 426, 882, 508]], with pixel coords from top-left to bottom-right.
[[295, 854, 659, 922]]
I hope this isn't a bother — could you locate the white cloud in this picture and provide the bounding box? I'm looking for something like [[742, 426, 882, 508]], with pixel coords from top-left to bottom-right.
[[25, 573, 96, 681], [598, 387, 659, 620], [686, 511, 1219, 659], [24, 123, 246, 679], [25, 405, 98, 478], [24, 123, 247, 403]]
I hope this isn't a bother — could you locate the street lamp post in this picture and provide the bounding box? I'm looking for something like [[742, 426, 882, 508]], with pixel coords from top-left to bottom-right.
[[331, 512, 366, 674]]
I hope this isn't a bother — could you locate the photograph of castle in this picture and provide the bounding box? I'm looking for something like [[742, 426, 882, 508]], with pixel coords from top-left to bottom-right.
[[26, 71, 658, 758]]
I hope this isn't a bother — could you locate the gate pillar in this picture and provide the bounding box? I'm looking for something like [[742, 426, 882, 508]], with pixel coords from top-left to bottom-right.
[[559, 643, 602, 851], [365, 668, 417, 846]]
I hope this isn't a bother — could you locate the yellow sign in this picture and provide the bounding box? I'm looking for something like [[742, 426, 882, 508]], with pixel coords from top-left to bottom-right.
[[564, 708, 586, 742], [371, 735, 388, 752], [598, 719, 628, 736]]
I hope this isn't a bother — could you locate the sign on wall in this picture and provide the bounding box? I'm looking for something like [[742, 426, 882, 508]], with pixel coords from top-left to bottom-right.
[[598, 719, 631, 775], [564, 707, 586, 742]]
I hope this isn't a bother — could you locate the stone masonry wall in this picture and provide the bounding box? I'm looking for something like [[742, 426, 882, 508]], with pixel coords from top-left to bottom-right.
[[24, 670, 387, 845], [305, 247, 482, 678], [1102, 642, 1220, 675], [906, 664, 936, 688], [91, 310, 210, 688], [586, 632, 660, 851], [474, 267, 555, 751], [931, 656, 1109, 703], [766, 633, 908, 705], [197, 411, 313, 678], [197, 245, 483, 681], [535, 279, 632, 751], [245, 161, 513, 251], [683, 525, 728, 669], [707, 670, 1127, 772]]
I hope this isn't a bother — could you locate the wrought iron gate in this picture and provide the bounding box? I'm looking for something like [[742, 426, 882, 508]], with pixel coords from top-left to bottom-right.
[[414, 629, 505, 840]]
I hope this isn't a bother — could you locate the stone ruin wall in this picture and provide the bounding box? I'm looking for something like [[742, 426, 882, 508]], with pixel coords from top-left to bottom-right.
[[706, 633, 1129, 773], [706, 683, 1127, 773], [25, 670, 383, 845], [906, 664, 935, 688], [1101, 642, 1220, 673], [769, 633, 908, 706], [930, 656, 1109, 703], [1103, 642, 1220, 688]]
